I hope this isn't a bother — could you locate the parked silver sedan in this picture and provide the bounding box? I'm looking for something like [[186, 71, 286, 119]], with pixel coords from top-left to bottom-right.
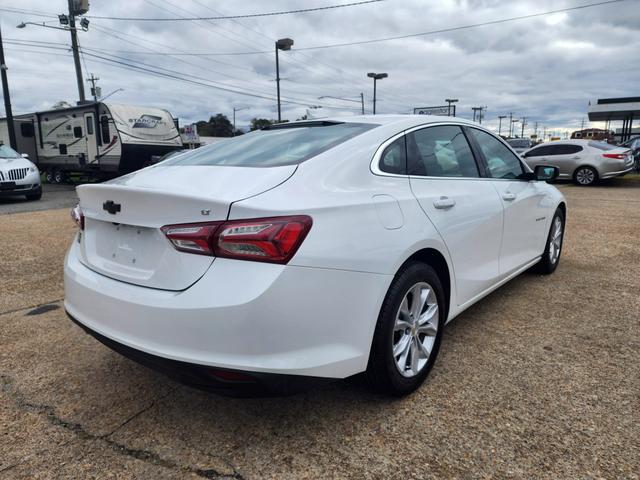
[[522, 139, 634, 185]]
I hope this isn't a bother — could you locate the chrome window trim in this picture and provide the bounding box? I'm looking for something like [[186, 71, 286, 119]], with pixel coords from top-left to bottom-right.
[[371, 121, 531, 180]]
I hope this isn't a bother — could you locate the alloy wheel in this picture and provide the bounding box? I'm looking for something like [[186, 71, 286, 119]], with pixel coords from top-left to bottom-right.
[[549, 216, 563, 264], [576, 168, 595, 185], [392, 282, 438, 378]]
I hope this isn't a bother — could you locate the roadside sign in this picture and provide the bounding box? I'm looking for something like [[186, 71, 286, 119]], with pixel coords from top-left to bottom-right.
[[413, 106, 450, 116]]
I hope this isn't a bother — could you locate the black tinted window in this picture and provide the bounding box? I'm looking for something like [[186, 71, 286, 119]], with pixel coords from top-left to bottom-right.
[[73, 126, 83, 138], [20, 122, 34, 138], [379, 136, 406, 174], [526, 145, 552, 157], [86, 116, 94, 135], [407, 126, 478, 177], [468, 128, 524, 179], [588, 141, 616, 151], [552, 145, 582, 154], [100, 116, 110, 143], [164, 122, 375, 168]]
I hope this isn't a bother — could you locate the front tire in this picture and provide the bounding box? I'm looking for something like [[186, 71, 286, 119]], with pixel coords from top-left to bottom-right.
[[366, 262, 445, 396], [533, 208, 565, 274], [574, 166, 597, 186]]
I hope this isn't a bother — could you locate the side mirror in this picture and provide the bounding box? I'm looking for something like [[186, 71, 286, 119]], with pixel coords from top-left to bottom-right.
[[21, 153, 29, 158], [534, 165, 559, 181]]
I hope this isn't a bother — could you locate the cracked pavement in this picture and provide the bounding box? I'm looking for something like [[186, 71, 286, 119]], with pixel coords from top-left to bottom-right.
[[1, 178, 639, 479]]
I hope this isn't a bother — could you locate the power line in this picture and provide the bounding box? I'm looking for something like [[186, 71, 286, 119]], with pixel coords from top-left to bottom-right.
[[85, 0, 384, 21]]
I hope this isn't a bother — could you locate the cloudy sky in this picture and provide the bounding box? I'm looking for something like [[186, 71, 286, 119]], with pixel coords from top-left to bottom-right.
[[1, 0, 639, 135]]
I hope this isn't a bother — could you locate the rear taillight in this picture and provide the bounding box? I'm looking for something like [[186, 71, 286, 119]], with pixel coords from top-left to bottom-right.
[[161, 222, 222, 255], [70, 204, 84, 230], [161, 215, 312, 264], [602, 153, 627, 160]]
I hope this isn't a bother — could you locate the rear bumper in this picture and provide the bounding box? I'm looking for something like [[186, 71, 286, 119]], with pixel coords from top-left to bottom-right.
[[64, 240, 390, 379], [600, 165, 634, 179], [68, 311, 331, 396]]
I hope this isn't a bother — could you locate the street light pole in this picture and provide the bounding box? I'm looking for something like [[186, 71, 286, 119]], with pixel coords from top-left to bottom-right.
[[233, 106, 248, 135], [0, 26, 17, 150], [275, 38, 293, 123], [360, 92, 364, 115], [367, 72, 388, 115]]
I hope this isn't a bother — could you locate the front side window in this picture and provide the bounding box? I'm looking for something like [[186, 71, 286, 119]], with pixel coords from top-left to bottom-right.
[[468, 128, 524, 179], [379, 136, 406, 174], [407, 125, 479, 177], [163, 122, 376, 168], [525, 145, 553, 157]]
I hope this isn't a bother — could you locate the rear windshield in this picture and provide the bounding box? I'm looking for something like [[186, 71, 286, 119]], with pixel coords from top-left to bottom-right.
[[163, 122, 376, 168], [507, 139, 531, 148], [588, 141, 616, 151]]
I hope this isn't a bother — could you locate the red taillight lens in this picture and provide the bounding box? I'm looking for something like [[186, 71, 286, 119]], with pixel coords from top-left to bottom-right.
[[215, 216, 312, 264], [602, 153, 626, 159], [161, 222, 222, 255], [70, 204, 84, 230], [161, 215, 312, 264]]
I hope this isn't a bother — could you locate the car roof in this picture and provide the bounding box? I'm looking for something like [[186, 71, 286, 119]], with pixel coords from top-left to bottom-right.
[[284, 114, 479, 130]]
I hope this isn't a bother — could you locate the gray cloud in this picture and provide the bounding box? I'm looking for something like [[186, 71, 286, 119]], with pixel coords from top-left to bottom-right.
[[1, 0, 639, 135]]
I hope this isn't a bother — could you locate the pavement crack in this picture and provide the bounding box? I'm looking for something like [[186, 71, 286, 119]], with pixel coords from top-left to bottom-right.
[[0, 374, 243, 479]]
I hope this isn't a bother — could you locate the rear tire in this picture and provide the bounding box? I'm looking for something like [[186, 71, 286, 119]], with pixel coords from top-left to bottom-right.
[[533, 208, 565, 275], [573, 166, 597, 186], [45, 170, 54, 184], [366, 262, 445, 396], [53, 169, 66, 184]]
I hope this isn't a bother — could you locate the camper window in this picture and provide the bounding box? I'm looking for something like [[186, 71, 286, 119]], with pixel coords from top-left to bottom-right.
[[86, 117, 94, 135], [74, 126, 83, 138], [59, 144, 68, 155], [20, 123, 35, 138], [100, 116, 110, 143]]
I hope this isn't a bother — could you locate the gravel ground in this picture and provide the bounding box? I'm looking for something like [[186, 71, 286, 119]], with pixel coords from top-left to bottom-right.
[[1, 177, 639, 479]]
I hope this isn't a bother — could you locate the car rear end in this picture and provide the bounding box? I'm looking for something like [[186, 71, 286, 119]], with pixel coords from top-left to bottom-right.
[[587, 141, 635, 179], [64, 121, 389, 394]]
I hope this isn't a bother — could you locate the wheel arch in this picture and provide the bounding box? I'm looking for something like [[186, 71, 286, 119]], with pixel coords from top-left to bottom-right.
[[400, 248, 452, 321]]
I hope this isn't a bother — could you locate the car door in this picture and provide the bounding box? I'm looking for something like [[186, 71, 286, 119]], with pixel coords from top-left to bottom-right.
[[466, 127, 549, 277], [545, 144, 584, 176], [523, 144, 553, 169], [407, 124, 504, 305]]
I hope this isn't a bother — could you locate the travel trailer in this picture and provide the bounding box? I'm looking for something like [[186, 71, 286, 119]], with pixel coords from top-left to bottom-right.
[[0, 102, 183, 182]]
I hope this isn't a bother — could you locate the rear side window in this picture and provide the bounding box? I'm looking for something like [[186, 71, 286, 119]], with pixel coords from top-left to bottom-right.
[[588, 141, 616, 151], [407, 125, 479, 177], [164, 122, 376, 168], [553, 145, 583, 155], [379, 136, 406, 174], [468, 128, 524, 179]]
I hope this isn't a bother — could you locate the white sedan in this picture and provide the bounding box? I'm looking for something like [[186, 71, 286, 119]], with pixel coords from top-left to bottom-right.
[[0, 144, 42, 200], [64, 116, 566, 396]]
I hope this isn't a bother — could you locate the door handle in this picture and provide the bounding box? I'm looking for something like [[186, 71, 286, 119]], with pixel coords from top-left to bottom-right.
[[502, 192, 517, 201], [571, 156, 581, 160], [433, 196, 455, 209]]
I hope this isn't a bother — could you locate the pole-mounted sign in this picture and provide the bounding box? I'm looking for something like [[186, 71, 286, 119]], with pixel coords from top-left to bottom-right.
[[413, 106, 450, 116]]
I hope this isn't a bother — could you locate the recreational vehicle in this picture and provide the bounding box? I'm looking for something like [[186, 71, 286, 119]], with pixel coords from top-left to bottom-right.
[[0, 103, 183, 182]]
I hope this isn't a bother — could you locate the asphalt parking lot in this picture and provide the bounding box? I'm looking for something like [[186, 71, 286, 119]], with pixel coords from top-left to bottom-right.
[[0, 184, 78, 216], [1, 177, 639, 479]]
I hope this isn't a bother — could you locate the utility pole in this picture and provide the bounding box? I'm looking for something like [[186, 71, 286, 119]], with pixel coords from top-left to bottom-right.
[[472, 106, 486, 124], [534, 121, 539, 139], [520, 116, 527, 138], [67, 0, 86, 102], [498, 115, 507, 136], [580, 117, 585, 130], [0, 26, 17, 149], [543, 126, 547, 140], [508, 112, 513, 137], [360, 92, 365, 115], [86, 73, 100, 101], [445, 98, 459, 117]]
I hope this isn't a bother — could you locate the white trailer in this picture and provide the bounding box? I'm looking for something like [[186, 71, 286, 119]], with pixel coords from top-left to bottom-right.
[[0, 102, 182, 182]]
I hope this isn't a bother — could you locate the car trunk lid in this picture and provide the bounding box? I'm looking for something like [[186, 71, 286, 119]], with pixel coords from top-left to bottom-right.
[[76, 165, 296, 290]]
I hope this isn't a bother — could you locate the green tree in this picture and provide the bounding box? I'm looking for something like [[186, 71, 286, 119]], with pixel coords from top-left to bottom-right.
[[250, 118, 277, 131], [196, 114, 234, 137]]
